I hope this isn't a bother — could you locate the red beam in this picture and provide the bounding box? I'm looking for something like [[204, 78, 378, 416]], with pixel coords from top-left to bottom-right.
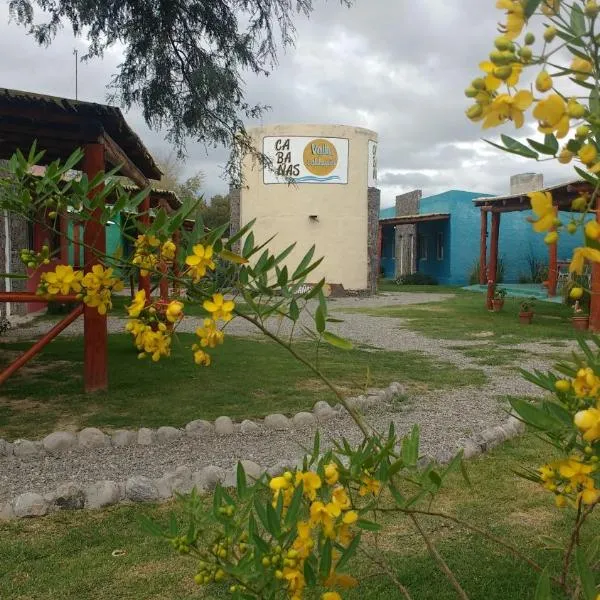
[[83, 143, 108, 392], [0, 304, 84, 386], [479, 210, 487, 286], [138, 195, 151, 299], [172, 230, 181, 294], [548, 207, 558, 297], [0, 293, 79, 303], [486, 212, 500, 310], [591, 196, 600, 332], [59, 213, 69, 263]]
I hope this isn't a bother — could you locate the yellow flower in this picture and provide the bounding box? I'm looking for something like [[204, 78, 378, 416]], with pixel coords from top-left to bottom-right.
[[573, 367, 600, 397], [479, 61, 522, 90], [555, 379, 571, 392], [558, 148, 573, 164], [359, 475, 381, 497], [575, 408, 600, 441], [295, 471, 322, 501], [82, 264, 121, 292], [482, 91, 533, 129], [541, 0, 560, 15], [528, 191, 555, 232], [322, 593, 343, 600], [324, 463, 339, 486], [496, 0, 525, 40], [127, 290, 147, 317], [342, 510, 358, 525], [572, 57, 593, 81], [544, 231, 558, 245], [310, 501, 341, 527], [535, 71, 552, 93], [40, 264, 83, 296], [555, 494, 568, 508], [185, 244, 216, 282], [193, 348, 211, 366], [586, 221, 600, 240], [270, 476, 292, 492], [195, 318, 224, 348], [572, 195, 590, 212], [165, 300, 184, 323], [324, 573, 359, 589], [139, 328, 172, 362], [203, 293, 235, 322], [568, 98, 586, 119], [533, 94, 569, 139], [570, 247, 600, 274], [83, 288, 113, 315], [161, 239, 176, 261], [579, 144, 598, 166], [283, 567, 305, 596], [332, 486, 351, 510]]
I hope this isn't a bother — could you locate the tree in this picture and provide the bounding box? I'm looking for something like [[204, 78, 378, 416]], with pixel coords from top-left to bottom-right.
[[200, 194, 230, 231], [8, 0, 352, 183], [153, 151, 204, 205]]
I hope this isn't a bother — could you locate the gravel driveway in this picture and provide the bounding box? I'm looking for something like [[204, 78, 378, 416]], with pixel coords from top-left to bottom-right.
[[0, 292, 570, 502]]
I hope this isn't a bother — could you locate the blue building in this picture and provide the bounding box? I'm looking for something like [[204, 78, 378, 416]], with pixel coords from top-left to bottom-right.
[[379, 182, 585, 286]]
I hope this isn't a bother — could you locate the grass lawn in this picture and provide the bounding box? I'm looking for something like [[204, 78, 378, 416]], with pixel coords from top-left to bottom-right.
[[0, 334, 486, 440], [343, 290, 577, 344], [0, 434, 593, 600], [377, 279, 459, 294]]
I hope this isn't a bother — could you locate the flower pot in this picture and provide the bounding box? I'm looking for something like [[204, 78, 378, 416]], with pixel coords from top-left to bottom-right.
[[492, 299, 504, 312], [572, 315, 590, 331], [518, 311, 534, 325]]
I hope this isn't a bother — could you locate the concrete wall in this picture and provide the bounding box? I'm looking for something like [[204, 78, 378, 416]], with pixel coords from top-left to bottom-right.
[[0, 211, 29, 317], [239, 124, 378, 291], [395, 190, 420, 278]]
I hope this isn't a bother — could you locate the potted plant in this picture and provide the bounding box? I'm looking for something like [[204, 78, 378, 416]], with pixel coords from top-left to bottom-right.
[[572, 300, 590, 331], [518, 297, 535, 324], [492, 287, 507, 312]]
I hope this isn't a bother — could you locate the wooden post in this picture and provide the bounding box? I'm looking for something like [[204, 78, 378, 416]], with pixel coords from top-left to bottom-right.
[[73, 222, 81, 268], [138, 195, 151, 300], [159, 260, 169, 301], [486, 211, 500, 310], [548, 206, 558, 297], [479, 210, 487, 285], [591, 197, 600, 332], [59, 213, 69, 263], [83, 143, 108, 392], [172, 230, 181, 295]]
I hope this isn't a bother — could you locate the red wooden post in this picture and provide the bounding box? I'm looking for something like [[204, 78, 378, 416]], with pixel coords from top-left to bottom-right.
[[377, 223, 383, 279], [138, 195, 151, 299], [159, 260, 169, 300], [479, 209, 487, 285], [172, 230, 181, 295], [83, 143, 108, 392], [591, 197, 600, 332], [73, 222, 81, 268], [486, 211, 500, 310], [548, 206, 558, 297], [59, 213, 69, 263]]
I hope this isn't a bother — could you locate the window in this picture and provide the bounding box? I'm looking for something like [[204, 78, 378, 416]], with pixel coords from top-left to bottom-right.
[[417, 235, 428, 261], [436, 232, 444, 261]]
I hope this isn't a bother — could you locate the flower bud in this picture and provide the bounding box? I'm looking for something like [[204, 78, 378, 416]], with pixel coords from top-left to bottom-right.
[[572, 196, 589, 211], [570, 287, 585, 300], [585, 219, 600, 239], [568, 98, 586, 118], [567, 222, 578, 234], [577, 124, 591, 138], [555, 379, 571, 392], [465, 86, 478, 98], [472, 77, 486, 90], [525, 32, 536, 45], [579, 143, 598, 165], [585, 0, 600, 16], [494, 36, 511, 51], [544, 231, 558, 245], [489, 50, 505, 65], [48, 211, 57, 219], [535, 71, 553, 92], [544, 26, 557, 42], [493, 65, 513, 80], [558, 148, 573, 164], [466, 104, 484, 120], [519, 46, 533, 61]]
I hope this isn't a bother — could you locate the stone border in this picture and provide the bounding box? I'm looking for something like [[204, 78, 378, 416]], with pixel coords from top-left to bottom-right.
[[0, 408, 526, 520], [0, 383, 405, 461]]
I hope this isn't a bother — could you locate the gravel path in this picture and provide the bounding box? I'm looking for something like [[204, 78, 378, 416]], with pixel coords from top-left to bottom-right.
[[0, 292, 573, 502]]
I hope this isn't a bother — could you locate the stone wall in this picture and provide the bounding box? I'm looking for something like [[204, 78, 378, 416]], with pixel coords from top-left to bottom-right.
[[394, 190, 421, 278], [367, 187, 381, 294], [229, 186, 241, 253], [0, 211, 28, 317]]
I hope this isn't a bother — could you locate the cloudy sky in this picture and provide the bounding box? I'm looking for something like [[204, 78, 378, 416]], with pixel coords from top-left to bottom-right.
[[0, 1, 576, 208]]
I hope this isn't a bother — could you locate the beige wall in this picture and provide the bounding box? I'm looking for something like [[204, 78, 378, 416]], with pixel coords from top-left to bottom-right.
[[240, 124, 378, 290]]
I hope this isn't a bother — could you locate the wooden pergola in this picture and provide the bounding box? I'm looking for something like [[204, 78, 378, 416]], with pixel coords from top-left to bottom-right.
[[0, 88, 163, 392], [473, 179, 600, 329]]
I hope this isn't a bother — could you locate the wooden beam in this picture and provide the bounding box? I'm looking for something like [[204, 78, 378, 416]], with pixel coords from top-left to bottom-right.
[[548, 206, 558, 297], [102, 132, 149, 189], [138, 194, 152, 299], [83, 143, 108, 392], [479, 210, 487, 285], [591, 195, 600, 332], [487, 212, 500, 310]]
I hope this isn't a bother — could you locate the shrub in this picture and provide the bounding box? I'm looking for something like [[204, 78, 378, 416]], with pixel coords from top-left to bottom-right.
[[397, 273, 438, 285]]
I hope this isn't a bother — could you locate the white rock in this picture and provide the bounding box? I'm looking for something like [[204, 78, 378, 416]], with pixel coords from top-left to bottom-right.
[[292, 412, 316, 428], [264, 414, 290, 430], [13, 492, 48, 517], [215, 416, 234, 435], [78, 428, 110, 449], [0, 438, 13, 456], [462, 440, 481, 460], [155, 477, 173, 500], [137, 428, 155, 445], [0, 502, 14, 520], [126, 476, 159, 502], [13, 439, 44, 458], [507, 415, 526, 434], [111, 430, 137, 447], [185, 419, 213, 437], [43, 431, 76, 454], [389, 382, 405, 395], [240, 460, 262, 481], [85, 480, 121, 509], [240, 420, 260, 434], [315, 407, 336, 421], [156, 426, 183, 444], [192, 466, 225, 492], [48, 482, 85, 510], [313, 400, 332, 414]]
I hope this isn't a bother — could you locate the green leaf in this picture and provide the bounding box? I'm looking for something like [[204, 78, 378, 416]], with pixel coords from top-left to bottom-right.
[[485, 137, 539, 160], [284, 483, 304, 527], [544, 134, 559, 153], [220, 249, 248, 264], [253, 495, 269, 531], [571, 4, 586, 38], [252, 532, 270, 554], [319, 539, 333, 577], [292, 245, 316, 279], [322, 331, 353, 350], [501, 134, 540, 159], [534, 568, 551, 600], [527, 138, 557, 156], [577, 546, 596, 600], [266, 500, 281, 538], [356, 519, 382, 532], [242, 232, 255, 258], [509, 398, 564, 431], [304, 559, 317, 586], [335, 532, 362, 572], [289, 299, 300, 322], [428, 470, 442, 489], [524, 0, 541, 18], [315, 306, 326, 334], [236, 462, 247, 499]]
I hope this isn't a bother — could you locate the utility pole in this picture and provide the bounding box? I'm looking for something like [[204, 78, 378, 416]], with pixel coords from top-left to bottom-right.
[[73, 48, 78, 100]]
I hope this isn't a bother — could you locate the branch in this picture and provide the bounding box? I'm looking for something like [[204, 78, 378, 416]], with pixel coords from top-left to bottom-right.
[[360, 545, 414, 600]]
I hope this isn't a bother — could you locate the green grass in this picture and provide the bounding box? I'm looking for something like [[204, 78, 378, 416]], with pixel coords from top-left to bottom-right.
[[447, 344, 531, 366], [0, 434, 593, 599], [343, 291, 578, 344], [0, 334, 486, 440], [377, 279, 459, 294]]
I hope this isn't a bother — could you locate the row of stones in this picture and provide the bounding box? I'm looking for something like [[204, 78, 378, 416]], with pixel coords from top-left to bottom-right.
[[0, 383, 403, 460], [0, 413, 527, 521]]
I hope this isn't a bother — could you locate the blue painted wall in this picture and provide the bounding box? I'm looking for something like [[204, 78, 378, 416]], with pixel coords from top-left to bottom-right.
[[380, 189, 587, 285]]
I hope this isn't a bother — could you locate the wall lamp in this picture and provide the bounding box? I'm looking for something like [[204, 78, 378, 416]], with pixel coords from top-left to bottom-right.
[[309, 215, 319, 222]]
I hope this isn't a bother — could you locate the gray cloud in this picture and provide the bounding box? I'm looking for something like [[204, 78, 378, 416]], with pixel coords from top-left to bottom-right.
[[0, 1, 580, 206]]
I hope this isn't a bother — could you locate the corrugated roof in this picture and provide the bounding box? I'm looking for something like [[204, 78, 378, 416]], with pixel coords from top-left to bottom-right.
[[473, 179, 583, 205], [380, 212, 450, 225]]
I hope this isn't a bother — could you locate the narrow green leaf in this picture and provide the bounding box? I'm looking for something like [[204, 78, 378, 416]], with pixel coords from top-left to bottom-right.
[[315, 306, 326, 333], [336, 532, 362, 572], [319, 539, 333, 577], [242, 232, 255, 258], [284, 483, 304, 527], [304, 559, 317, 586], [509, 398, 563, 431], [524, 0, 542, 18], [534, 568, 551, 600], [527, 138, 557, 156], [501, 134, 540, 159], [485, 138, 539, 160], [253, 495, 269, 530], [356, 519, 382, 532], [544, 134, 559, 154], [577, 546, 596, 600], [571, 4, 586, 38], [322, 331, 353, 350], [220, 249, 249, 264], [266, 500, 281, 538], [236, 462, 247, 499], [289, 299, 300, 322]]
